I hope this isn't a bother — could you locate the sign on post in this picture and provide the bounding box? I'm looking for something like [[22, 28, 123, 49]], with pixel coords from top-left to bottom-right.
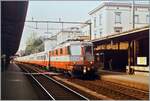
[[137, 57, 147, 65]]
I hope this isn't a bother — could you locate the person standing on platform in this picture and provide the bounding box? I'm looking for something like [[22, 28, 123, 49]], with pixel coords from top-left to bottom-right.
[[109, 58, 112, 71]]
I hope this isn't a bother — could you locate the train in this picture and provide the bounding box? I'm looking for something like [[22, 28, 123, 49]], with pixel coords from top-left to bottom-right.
[[15, 41, 97, 77]]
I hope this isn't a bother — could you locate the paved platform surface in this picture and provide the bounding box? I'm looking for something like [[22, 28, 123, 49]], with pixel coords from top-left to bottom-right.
[[1, 63, 39, 100], [99, 70, 149, 91]]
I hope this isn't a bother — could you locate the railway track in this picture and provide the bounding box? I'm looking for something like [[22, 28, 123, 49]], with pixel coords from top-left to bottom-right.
[[98, 80, 149, 100], [17, 63, 149, 100], [66, 77, 149, 100], [17, 63, 89, 100]]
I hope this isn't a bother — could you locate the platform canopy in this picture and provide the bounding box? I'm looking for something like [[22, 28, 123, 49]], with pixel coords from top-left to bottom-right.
[[2, 1, 28, 58], [92, 26, 149, 45]]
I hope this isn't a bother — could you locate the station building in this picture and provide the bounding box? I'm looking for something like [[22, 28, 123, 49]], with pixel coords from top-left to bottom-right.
[[89, 2, 150, 39], [92, 26, 149, 75]]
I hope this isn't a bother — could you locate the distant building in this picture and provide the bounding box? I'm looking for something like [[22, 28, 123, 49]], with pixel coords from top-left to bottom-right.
[[80, 20, 91, 40], [56, 27, 81, 45], [89, 2, 150, 39], [80, 20, 91, 36], [42, 26, 92, 51], [42, 35, 57, 51]]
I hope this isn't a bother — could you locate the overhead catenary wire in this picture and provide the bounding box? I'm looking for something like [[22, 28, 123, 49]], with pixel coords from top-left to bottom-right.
[[26, 20, 91, 25], [25, 20, 92, 40], [25, 24, 62, 30]]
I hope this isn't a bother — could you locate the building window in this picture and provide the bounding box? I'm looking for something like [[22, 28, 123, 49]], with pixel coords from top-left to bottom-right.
[[68, 35, 70, 38], [146, 15, 150, 23], [99, 14, 102, 25], [99, 29, 102, 37], [94, 31, 97, 39], [94, 17, 96, 28], [114, 27, 122, 33], [134, 15, 139, 24], [115, 12, 121, 24]]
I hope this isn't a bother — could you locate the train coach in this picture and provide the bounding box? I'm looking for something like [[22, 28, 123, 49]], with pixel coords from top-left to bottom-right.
[[15, 41, 97, 77], [16, 51, 49, 68]]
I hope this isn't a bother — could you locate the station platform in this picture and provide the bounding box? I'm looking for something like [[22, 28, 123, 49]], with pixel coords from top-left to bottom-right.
[[1, 63, 39, 100], [99, 70, 149, 91]]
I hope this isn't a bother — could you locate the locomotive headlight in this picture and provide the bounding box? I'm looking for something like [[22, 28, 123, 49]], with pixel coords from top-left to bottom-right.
[[83, 69, 86, 74], [90, 61, 93, 64], [83, 66, 87, 74], [87, 67, 90, 71]]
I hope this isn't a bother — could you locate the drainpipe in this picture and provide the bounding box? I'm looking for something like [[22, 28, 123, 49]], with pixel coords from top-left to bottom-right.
[[132, 0, 135, 29]]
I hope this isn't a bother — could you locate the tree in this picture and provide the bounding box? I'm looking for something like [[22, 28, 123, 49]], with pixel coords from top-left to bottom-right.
[[25, 32, 44, 55]]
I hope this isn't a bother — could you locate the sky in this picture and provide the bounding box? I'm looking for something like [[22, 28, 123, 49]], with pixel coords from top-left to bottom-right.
[[18, 0, 150, 51], [18, 1, 100, 51]]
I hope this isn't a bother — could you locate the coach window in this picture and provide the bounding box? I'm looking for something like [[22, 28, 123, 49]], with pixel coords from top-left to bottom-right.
[[54, 50, 56, 56], [52, 51, 54, 56], [56, 50, 58, 55], [60, 48, 63, 54], [49, 51, 51, 56], [43, 56, 45, 60], [67, 46, 71, 55], [37, 56, 39, 60]]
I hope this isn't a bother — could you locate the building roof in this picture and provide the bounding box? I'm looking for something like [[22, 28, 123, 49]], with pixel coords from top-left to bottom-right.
[[56, 27, 81, 35], [89, 2, 150, 15], [91, 25, 150, 43]]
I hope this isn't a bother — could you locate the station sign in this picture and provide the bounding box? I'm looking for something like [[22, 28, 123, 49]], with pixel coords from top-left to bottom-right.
[[137, 57, 147, 65]]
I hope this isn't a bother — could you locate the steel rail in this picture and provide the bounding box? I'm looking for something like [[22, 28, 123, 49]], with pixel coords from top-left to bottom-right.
[[20, 64, 89, 100], [21, 66, 55, 100], [43, 74, 89, 101]]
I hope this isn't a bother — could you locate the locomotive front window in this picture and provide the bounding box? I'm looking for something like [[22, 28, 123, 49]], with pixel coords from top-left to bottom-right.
[[85, 46, 92, 55], [84, 45, 93, 61], [67, 46, 71, 55], [70, 45, 81, 55]]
